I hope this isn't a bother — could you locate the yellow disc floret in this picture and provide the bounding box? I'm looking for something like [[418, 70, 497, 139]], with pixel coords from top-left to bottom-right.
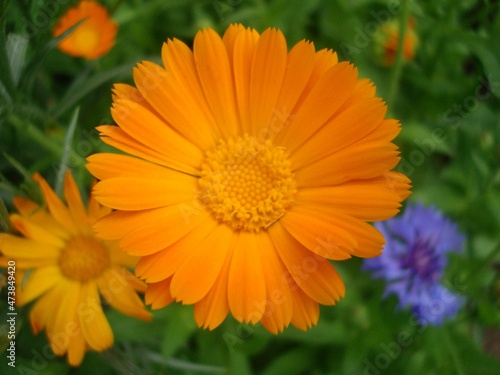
[[199, 135, 296, 232], [59, 236, 111, 282]]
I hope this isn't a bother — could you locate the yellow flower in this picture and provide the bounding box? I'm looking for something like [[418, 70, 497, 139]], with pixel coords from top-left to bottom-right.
[[86, 24, 411, 333], [53, 0, 118, 59], [0, 172, 151, 366]]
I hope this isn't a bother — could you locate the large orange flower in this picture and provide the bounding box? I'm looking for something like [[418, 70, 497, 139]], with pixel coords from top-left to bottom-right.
[[0, 172, 151, 365], [53, 0, 118, 59], [87, 24, 411, 333]]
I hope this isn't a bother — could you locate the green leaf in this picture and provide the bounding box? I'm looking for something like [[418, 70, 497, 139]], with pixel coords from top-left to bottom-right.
[[3, 152, 32, 182], [0, 0, 14, 100], [19, 20, 86, 95], [0, 195, 11, 232], [52, 62, 133, 118], [6, 33, 28, 86], [161, 304, 197, 358], [55, 107, 80, 195], [461, 34, 500, 99], [262, 348, 315, 375]]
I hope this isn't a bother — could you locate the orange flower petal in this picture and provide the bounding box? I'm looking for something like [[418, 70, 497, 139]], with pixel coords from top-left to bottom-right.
[[145, 278, 175, 309], [258, 234, 293, 334], [248, 28, 288, 135], [110, 98, 203, 175], [193, 238, 234, 330], [279, 207, 355, 260], [276, 62, 358, 152], [290, 283, 320, 331], [92, 174, 197, 211], [269, 222, 345, 305], [295, 175, 405, 222], [194, 28, 239, 138], [232, 26, 260, 132], [135, 217, 218, 282], [291, 98, 386, 169], [227, 231, 267, 324], [133, 61, 217, 150], [171, 224, 233, 304]]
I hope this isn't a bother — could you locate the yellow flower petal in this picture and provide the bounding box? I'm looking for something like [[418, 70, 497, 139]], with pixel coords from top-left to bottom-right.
[[98, 267, 152, 321], [63, 172, 90, 229], [10, 214, 65, 247], [51, 281, 80, 356], [33, 173, 79, 235], [79, 282, 113, 351], [67, 315, 86, 367], [17, 265, 62, 306], [30, 285, 61, 335], [0, 233, 60, 260]]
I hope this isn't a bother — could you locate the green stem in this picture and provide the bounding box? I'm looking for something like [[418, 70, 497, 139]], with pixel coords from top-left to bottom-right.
[[443, 328, 465, 375], [8, 114, 86, 168], [110, 0, 125, 15], [386, 0, 411, 111], [55, 107, 80, 195]]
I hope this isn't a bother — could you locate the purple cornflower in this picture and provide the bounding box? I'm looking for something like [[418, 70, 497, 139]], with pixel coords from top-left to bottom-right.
[[363, 203, 466, 325]]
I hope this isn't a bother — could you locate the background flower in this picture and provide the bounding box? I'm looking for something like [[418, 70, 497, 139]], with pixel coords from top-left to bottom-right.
[[373, 18, 418, 66], [363, 202, 465, 325], [0, 172, 151, 366], [53, 0, 118, 59]]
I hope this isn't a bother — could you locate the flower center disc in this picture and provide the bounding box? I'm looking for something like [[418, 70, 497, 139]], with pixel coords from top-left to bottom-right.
[[72, 24, 100, 55], [199, 136, 296, 232], [59, 236, 111, 282]]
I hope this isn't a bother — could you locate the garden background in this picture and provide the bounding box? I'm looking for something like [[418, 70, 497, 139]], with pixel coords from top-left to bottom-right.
[[1, 0, 500, 374]]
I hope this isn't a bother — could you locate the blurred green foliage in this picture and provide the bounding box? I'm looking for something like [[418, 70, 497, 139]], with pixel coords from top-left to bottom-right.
[[1, 0, 500, 374]]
